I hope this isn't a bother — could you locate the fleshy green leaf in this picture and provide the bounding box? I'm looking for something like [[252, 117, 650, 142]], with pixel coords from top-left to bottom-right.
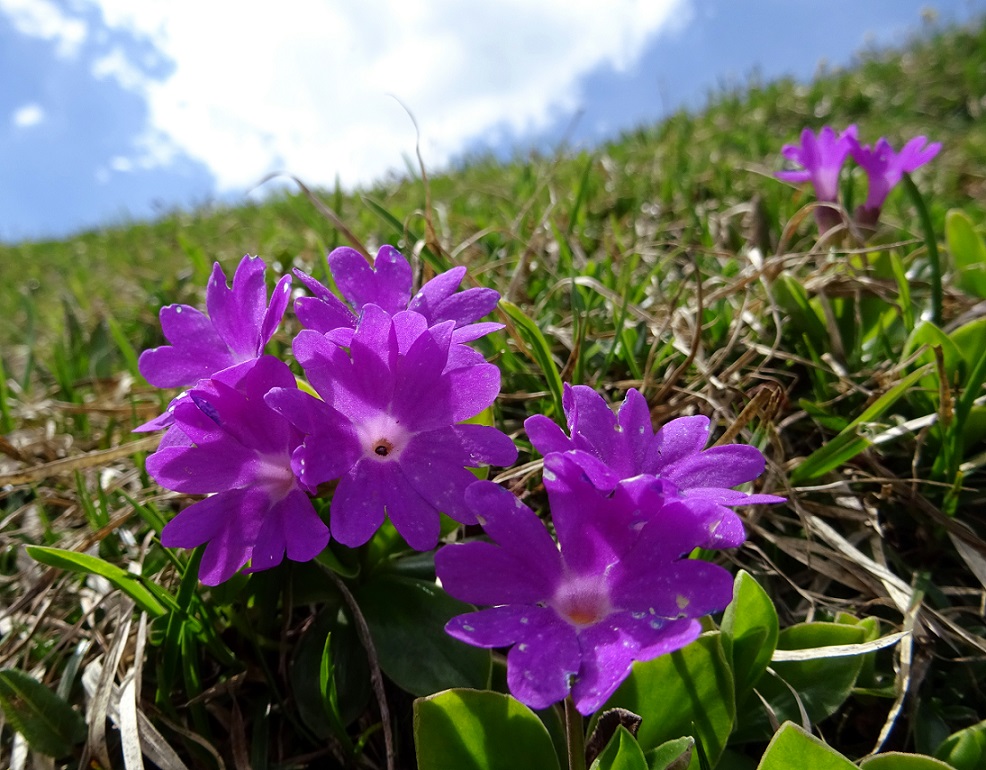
[[591, 725, 648, 770], [734, 622, 865, 742], [414, 689, 560, 770], [603, 633, 735, 768], [933, 719, 986, 770], [644, 737, 695, 770], [25, 545, 168, 617], [291, 607, 370, 739], [0, 669, 86, 758], [945, 209, 986, 299], [756, 722, 855, 769], [356, 575, 490, 696], [860, 752, 956, 769], [720, 571, 778, 705]]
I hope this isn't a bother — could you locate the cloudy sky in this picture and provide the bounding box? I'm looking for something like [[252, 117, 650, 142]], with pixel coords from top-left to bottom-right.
[[1, 0, 982, 241]]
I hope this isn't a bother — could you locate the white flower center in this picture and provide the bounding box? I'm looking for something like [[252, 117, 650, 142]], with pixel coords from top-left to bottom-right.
[[356, 413, 411, 462], [552, 573, 613, 628]]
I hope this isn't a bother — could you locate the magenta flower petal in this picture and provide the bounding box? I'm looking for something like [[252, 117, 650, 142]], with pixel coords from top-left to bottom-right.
[[575, 618, 700, 713], [247, 489, 329, 573], [408, 266, 466, 315], [446, 363, 503, 423], [525, 414, 572, 455], [379, 464, 444, 551], [161, 487, 267, 585], [506, 615, 582, 711], [643, 415, 710, 470], [450, 424, 519, 468], [293, 269, 357, 334], [445, 604, 558, 648], [330, 462, 388, 547], [330, 245, 412, 316], [661, 444, 766, 489], [438, 541, 558, 604], [775, 125, 857, 203], [206, 256, 267, 360]]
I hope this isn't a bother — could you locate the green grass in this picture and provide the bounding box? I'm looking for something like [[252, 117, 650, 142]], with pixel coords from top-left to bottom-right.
[[1, 12, 985, 770]]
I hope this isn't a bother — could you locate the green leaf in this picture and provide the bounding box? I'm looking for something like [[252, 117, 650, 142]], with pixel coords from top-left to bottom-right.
[[291, 607, 370, 740], [720, 571, 778, 704], [603, 633, 735, 768], [25, 545, 168, 617], [734, 622, 865, 742], [949, 317, 986, 371], [590, 725, 648, 770], [789, 366, 929, 484], [933, 719, 986, 770], [903, 321, 962, 381], [756, 722, 855, 770], [499, 299, 565, 418], [945, 209, 986, 299], [414, 689, 560, 770], [644, 737, 694, 770], [0, 669, 86, 758], [356, 575, 490, 696], [860, 752, 955, 769], [772, 274, 828, 350]]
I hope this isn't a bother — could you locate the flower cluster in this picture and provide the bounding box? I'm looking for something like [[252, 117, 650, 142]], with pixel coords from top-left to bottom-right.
[[140, 245, 783, 713], [436, 384, 783, 714], [140, 246, 515, 583], [775, 125, 940, 234]]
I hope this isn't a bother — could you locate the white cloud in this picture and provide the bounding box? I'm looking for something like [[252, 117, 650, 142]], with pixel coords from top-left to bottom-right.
[[0, 0, 87, 58], [78, 0, 689, 192], [12, 102, 45, 128]]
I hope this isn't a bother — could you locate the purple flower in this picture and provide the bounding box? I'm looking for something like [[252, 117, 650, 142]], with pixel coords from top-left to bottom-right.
[[525, 385, 784, 548], [848, 135, 942, 227], [266, 305, 517, 551], [436, 454, 735, 715], [776, 125, 858, 233], [776, 125, 858, 203], [139, 255, 292, 388], [136, 255, 292, 431], [294, 245, 501, 348], [147, 356, 328, 585]]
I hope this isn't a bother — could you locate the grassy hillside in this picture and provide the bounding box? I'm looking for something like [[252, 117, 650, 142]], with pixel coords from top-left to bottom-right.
[[1, 13, 985, 770]]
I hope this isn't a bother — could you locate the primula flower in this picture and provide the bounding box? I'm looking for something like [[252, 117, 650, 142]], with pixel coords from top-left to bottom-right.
[[437, 454, 735, 715], [136, 255, 292, 431], [294, 245, 501, 348], [147, 356, 328, 585], [266, 305, 517, 551], [525, 385, 784, 548], [775, 125, 857, 232], [848, 134, 942, 228]]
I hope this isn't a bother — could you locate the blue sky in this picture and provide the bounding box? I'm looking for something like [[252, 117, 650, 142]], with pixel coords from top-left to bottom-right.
[[1, 0, 982, 243]]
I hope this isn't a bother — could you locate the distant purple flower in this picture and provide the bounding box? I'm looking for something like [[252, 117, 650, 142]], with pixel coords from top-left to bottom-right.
[[294, 245, 501, 349], [437, 455, 735, 715], [848, 135, 942, 227], [266, 305, 517, 551], [525, 385, 784, 548], [776, 125, 858, 203], [136, 255, 292, 431], [776, 125, 857, 233], [148, 356, 328, 585]]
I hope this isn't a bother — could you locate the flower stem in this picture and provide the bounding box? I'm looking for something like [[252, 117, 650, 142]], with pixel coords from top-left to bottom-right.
[[902, 172, 943, 327], [565, 696, 586, 770]]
